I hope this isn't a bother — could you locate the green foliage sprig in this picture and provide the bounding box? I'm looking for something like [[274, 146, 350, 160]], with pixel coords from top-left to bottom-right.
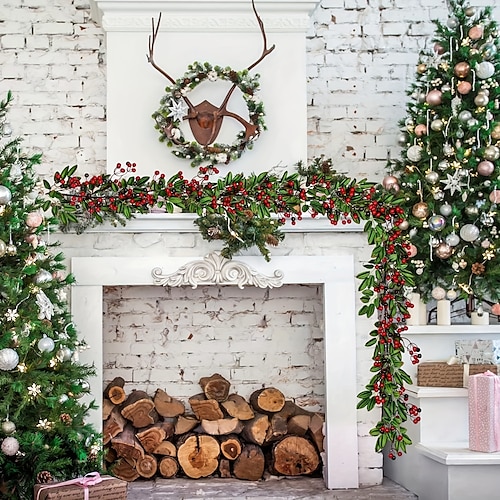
[[44, 156, 420, 458]]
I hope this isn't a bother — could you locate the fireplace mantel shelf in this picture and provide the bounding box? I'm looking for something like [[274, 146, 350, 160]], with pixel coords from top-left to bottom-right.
[[79, 213, 364, 233]]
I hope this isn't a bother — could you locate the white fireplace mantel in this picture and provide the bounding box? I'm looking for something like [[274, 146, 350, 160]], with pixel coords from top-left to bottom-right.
[[73, 252, 359, 489]]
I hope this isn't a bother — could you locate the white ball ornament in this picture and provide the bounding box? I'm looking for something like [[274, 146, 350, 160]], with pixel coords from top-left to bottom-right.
[[446, 289, 458, 301], [460, 224, 480, 242], [0, 348, 19, 371], [446, 233, 460, 247], [440, 203, 452, 216], [38, 335, 55, 353], [431, 286, 447, 300], [475, 61, 495, 80], [1, 436, 19, 456], [57, 347, 72, 362], [425, 171, 440, 184]]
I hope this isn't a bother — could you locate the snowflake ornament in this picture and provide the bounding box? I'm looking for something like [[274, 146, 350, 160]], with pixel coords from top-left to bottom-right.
[[440, 170, 466, 195], [167, 99, 188, 122]]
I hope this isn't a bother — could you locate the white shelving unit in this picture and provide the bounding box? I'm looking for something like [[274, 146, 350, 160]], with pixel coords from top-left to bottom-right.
[[384, 325, 500, 500]]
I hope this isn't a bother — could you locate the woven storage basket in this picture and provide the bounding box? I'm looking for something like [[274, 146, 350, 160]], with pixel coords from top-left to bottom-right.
[[417, 362, 498, 387]]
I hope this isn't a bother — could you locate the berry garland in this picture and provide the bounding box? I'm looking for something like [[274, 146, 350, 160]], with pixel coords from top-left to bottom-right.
[[42, 157, 420, 459], [152, 61, 266, 169]]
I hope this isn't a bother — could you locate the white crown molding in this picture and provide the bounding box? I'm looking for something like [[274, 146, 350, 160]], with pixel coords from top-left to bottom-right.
[[151, 251, 284, 288], [90, 0, 320, 32]]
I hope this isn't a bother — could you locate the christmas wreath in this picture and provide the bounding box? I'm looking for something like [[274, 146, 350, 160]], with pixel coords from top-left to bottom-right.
[[152, 61, 266, 169]]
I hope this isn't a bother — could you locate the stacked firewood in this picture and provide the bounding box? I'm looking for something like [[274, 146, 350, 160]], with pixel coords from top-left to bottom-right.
[[102, 373, 324, 481]]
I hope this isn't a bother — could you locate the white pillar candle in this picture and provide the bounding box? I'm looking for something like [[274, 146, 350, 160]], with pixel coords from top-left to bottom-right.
[[419, 299, 427, 325], [406, 293, 421, 326], [436, 299, 451, 326], [471, 312, 490, 325]]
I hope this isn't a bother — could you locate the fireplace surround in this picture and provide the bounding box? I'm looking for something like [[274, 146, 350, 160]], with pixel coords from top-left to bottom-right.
[[72, 251, 359, 488]]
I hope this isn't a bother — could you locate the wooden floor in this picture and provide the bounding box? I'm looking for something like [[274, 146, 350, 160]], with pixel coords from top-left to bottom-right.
[[126, 476, 418, 499]]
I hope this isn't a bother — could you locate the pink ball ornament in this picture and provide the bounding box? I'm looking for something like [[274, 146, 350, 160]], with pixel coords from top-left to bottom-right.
[[26, 212, 43, 228], [1, 436, 19, 456], [489, 189, 500, 204], [434, 43, 445, 54], [491, 303, 500, 316], [414, 124, 427, 137], [407, 244, 418, 258], [468, 25, 484, 40], [457, 81, 472, 95], [477, 160, 495, 176], [454, 62, 470, 78], [426, 89, 442, 106]]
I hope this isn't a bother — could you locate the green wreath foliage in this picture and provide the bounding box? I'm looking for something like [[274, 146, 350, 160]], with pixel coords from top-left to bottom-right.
[[152, 61, 266, 169]]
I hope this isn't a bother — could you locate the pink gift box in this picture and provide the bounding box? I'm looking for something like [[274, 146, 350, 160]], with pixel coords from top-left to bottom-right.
[[468, 370, 500, 452]]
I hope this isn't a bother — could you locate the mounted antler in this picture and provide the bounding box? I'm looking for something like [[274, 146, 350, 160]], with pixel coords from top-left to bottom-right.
[[147, 0, 274, 148]]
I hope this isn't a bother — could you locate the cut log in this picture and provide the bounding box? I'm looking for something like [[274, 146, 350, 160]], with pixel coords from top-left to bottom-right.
[[276, 400, 314, 419], [103, 446, 117, 464], [199, 373, 231, 402], [200, 417, 244, 436], [102, 398, 115, 420], [136, 425, 166, 453], [250, 387, 285, 413], [189, 393, 224, 421], [153, 388, 185, 418], [175, 415, 200, 435], [158, 456, 179, 478], [233, 444, 265, 481], [111, 458, 140, 482], [103, 405, 127, 445], [308, 413, 325, 453], [219, 458, 232, 478], [241, 413, 269, 446], [177, 434, 220, 479], [287, 414, 311, 437], [265, 413, 288, 443], [221, 394, 254, 421], [136, 454, 158, 479], [270, 436, 320, 476], [154, 440, 177, 457], [121, 390, 158, 428], [219, 434, 242, 460], [103, 377, 127, 405], [111, 424, 145, 463]]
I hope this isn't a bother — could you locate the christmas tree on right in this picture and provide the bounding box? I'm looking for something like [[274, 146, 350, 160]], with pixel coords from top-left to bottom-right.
[[387, 0, 500, 318]]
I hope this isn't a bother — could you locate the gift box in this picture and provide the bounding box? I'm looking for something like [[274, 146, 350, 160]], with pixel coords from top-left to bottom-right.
[[455, 339, 500, 365], [468, 370, 500, 452], [417, 362, 498, 388], [34, 473, 127, 500]]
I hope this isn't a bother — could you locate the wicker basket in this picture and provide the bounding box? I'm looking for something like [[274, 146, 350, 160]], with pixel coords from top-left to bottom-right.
[[417, 362, 498, 388]]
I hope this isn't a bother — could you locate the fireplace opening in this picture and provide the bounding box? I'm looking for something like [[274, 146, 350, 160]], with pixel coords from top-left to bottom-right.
[[102, 283, 326, 481]]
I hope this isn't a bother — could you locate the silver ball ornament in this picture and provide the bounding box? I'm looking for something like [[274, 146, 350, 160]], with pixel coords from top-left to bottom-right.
[[38, 335, 55, 353], [440, 203, 452, 216], [407, 145, 423, 162], [460, 224, 480, 242], [447, 17, 458, 29], [458, 110, 473, 123], [0, 186, 12, 205], [481, 43, 497, 60], [446, 233, 460, 246], [425, 171, 440, 184], [1, 436, 19, 456], [443, 144, 454, 157], [428, 215, 446, 231], [430, 119, 444, 132], [33, 269, 53, 285], [465, 205, 479, 217], [1, 420, 16, 435], [438, 160, 449, 171], [398, 133, 408, 146], [57, 347, 73, 362]]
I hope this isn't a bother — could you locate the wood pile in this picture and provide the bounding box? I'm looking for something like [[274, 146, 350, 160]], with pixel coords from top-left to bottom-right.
[[102, 374, 324, 481]]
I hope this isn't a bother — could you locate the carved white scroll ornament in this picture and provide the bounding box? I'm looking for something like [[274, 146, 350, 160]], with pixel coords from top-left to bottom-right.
[[151, 252, 283, 289]]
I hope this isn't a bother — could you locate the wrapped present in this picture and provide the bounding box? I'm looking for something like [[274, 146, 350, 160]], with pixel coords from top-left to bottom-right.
[[455, 339, 500, 365], [417, 361, 498, 388], [34, 473, 127, 500], [468, 370, 500, 452]]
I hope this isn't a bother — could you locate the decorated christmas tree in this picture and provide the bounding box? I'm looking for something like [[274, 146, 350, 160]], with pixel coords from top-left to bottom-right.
[[387, 0, 500, 316], [0, 92, 101, 499]]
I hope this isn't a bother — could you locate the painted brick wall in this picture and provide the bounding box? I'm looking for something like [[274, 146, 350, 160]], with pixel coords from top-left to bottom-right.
[[103, 284, 325, 410], [1, 0, 499, 488]]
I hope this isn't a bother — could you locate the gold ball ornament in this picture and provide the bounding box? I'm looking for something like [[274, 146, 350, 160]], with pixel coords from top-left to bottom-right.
[[417, 63, 427, 74], [454, 62, 470, 78], [491, 124, 500, 140], [465, 6, 475, 16], [412, 202, 429, 219], [431, 119, 444, 132], [474, 93, 489, 106], [468, 25, 484, 40], [484, 145, 500, 162]]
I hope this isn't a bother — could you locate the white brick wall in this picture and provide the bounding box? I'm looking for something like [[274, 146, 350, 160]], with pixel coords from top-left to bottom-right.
[[2, 0, 499, 488]]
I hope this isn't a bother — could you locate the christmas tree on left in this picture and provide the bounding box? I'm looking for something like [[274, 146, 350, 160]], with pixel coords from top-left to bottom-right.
[[0, 92, 101, 499]]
